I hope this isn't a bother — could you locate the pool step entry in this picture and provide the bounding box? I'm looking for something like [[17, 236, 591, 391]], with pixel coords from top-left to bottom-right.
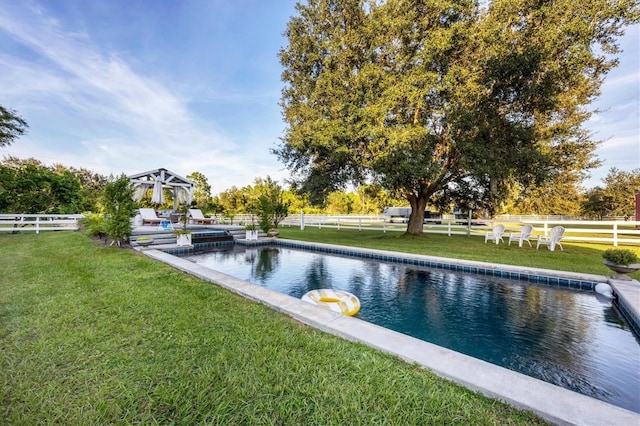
[[225, 228, 268, 240], [131, 229, 234, 248]]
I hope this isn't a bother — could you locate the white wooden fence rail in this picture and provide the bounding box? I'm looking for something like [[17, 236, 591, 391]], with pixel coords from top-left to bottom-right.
[[2, 213, 639, 246], [0, 214, 83, 234], [279, 214, 640, 246]]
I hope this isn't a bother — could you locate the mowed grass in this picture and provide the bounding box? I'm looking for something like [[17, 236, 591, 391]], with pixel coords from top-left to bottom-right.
[[277, 226, 640, 279], [0, 232, 547, 425]]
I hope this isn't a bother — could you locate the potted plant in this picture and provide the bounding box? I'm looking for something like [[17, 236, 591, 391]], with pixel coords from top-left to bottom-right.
[[245, 223, 258, 241], [175, 228, 192, 246], [602, 249, 640, 281], [174, 203, 192, 246]]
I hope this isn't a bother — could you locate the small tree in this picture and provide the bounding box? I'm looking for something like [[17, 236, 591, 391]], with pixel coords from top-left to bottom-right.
[[581, 187, 611, 220], [601, 168, 640, 218], [174, 202, 192, 235], [254, 177, 291, 233], [102, 174, 137, 246], [187, 171, 213, 208]]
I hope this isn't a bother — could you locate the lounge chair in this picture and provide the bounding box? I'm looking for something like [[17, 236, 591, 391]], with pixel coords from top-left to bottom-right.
[[139, 208, 163, 225], [537, 226, 565, 251], [484, 224, 505, 244], [189, 209, 216, 224], [508, 224, 534, 247]]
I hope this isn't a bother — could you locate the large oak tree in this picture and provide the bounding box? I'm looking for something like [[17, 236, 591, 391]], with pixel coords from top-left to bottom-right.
[[276, 0, 638, 234]]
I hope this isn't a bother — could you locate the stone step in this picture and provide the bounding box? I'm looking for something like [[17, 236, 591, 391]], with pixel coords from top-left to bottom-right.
[[131, 228, 238, 247]]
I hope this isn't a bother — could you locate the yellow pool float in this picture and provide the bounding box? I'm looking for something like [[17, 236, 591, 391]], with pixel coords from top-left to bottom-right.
[[301, 289, 360, 316]]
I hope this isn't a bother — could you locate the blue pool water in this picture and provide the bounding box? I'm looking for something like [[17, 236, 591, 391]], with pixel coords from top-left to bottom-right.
[[183, 245, 640, 413]]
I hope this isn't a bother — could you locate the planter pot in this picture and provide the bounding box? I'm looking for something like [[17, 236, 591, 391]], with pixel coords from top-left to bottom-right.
[[176, 233, 192, 247], [604, 260, 640, 281], [268, 229, 280, 238], [137, 237, 154, 247], [245, 230, 258, 241]]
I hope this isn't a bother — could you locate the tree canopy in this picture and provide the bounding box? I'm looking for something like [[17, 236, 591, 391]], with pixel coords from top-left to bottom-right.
[[276, 0, 638, 234], [0, 157, 107, 214], [0, 105, 28, 147], [582, 168, 640, 219], [187, 171, 213, 208]]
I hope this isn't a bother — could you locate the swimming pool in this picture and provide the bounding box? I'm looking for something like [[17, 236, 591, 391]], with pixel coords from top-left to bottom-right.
[[183, 244, 640, 413]]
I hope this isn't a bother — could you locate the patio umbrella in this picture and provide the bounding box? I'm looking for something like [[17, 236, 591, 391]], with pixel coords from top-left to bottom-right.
[[151, 179, 165, 205]]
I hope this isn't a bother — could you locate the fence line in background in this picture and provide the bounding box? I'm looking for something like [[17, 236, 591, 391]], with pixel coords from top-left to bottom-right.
[[0, 214, 83, 234], [278, 214, 640, 247], [2, 213, 639, 246]]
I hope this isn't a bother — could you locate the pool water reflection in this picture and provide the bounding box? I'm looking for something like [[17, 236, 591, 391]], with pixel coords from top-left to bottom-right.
[[184, 245, 640, 413]]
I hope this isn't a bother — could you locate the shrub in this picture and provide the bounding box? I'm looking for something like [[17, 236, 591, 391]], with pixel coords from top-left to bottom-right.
[[78, 212, 106, 239], [258, 215, 273, 234], [602, 249, 639, 265]]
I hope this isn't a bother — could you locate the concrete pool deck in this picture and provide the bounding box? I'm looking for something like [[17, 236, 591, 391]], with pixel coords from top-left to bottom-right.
[[142, 243, 640, 426]]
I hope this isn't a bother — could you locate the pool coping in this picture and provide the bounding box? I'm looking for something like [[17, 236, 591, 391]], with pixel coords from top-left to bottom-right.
[[143, 240, 640, 426]]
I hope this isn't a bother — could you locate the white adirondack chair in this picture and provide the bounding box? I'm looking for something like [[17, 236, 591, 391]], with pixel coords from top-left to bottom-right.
[[484, 224, 505, 244], [536, 226, 565, 251], [508, 224, 534, 247]]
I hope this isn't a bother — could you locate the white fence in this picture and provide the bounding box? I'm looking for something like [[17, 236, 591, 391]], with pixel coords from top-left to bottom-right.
[[0, 214, 83, 233], [280, 214, 640, 246], [4, 213, 638, 246]]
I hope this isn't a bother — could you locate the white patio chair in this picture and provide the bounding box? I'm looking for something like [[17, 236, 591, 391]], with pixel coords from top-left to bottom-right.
[[484, 224, 505, 244], [138, 208, 163, 225], [536, 226, 565, 251], [189, 209, 216, 224], [508, 224, 534, 247]]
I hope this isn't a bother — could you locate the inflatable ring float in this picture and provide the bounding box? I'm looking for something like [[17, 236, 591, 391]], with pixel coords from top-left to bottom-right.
[[301, 289, 360, 316]]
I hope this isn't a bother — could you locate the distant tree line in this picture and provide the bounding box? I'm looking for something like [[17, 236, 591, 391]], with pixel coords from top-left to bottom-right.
[[213, 169, 639, 220], [0, 157, 107, 214], [0, 156, 637, 220]]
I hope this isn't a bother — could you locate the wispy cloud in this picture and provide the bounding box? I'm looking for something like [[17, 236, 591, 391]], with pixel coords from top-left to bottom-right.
[[0, 2, 286, 192]]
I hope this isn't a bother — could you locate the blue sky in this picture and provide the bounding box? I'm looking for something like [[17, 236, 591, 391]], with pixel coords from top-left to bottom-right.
[[0, 1, 638, 195]]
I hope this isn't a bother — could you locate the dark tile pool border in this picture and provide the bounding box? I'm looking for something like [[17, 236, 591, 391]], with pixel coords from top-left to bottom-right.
[[232, 238, 602, 291], [164, 240, 235, 255], [616, 291, 640, 337]]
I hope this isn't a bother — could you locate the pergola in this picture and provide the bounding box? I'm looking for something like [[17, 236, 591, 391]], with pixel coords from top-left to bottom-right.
[[128, 168, 194, 210]]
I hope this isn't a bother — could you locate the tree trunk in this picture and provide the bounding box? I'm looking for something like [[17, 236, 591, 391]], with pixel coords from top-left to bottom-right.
[[406, 196, 427, 235]]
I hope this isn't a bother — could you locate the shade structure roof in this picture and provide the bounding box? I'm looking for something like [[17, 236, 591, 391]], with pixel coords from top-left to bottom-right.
[[128, 168, 194, 208]]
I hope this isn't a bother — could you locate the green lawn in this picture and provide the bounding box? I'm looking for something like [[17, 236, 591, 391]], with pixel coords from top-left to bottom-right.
[[0, 231, 547, 425], [277, 226, 640, 279]]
